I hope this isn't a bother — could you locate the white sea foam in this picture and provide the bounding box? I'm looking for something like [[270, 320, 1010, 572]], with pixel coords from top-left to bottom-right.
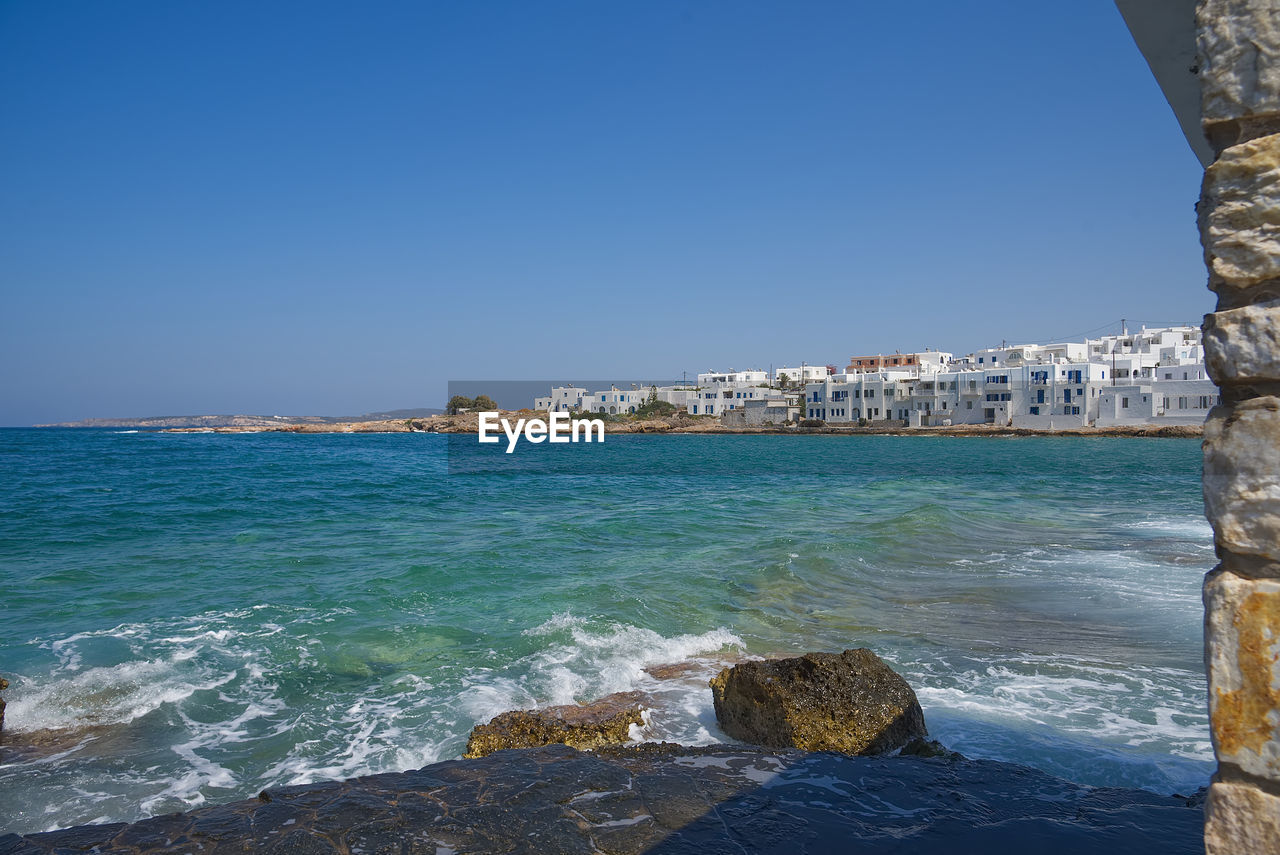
[[908, 653, 1212, 792], [4, 660, 238, 734], [1121, 517, 1214, 538], [451, 614, 743, 746]]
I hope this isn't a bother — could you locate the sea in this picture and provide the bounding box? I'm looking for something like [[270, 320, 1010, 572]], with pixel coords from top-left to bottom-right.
[[0, 428, 1215, 835]]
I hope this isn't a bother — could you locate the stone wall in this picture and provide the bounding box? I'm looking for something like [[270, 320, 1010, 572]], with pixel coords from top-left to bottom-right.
[[1198, 2, 1280, 851]]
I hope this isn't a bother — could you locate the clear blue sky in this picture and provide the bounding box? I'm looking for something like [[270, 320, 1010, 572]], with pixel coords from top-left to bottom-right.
[[1, 1, 1207, 424]]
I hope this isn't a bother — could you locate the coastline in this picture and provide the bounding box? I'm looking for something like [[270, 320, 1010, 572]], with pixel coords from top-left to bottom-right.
[[155, 412, 1204, 438]]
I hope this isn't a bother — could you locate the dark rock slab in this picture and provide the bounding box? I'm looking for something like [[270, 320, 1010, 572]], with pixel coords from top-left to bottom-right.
[[464, 690, 645, 757], [710, 649, 928, 754], [7, 743, 1203, 854]]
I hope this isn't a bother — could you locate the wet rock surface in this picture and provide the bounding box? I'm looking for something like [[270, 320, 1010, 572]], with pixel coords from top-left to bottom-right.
[[0, 743, 1203, 854], [710, 649, 927, 754], [0, 676, 7, 732], [464, 691, 647, 758]]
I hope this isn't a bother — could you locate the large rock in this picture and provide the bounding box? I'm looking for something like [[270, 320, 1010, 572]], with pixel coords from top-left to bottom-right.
[[0, 675, 7, 732], [709, 649, 927, 754], [464, 691, 645, 758]]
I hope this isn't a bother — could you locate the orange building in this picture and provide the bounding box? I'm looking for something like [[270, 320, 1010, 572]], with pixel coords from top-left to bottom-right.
[[845, 353, 920, 373]]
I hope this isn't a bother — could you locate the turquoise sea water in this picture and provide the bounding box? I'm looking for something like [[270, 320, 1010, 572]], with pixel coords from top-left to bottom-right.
[[0, 429, 1214, 834]]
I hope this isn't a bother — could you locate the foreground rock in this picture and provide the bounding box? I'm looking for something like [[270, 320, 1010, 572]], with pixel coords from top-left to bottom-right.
[[710, 649, 927, 754], [0, 743, 1203, 854], [0, 675, 7, 731], [464, 691, 645, 758]]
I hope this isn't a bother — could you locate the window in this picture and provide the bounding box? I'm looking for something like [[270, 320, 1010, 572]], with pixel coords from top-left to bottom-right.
[[966, 401, 973, 410], [1122, 397, 1129, 408], [1030, 406, 1040, 415]]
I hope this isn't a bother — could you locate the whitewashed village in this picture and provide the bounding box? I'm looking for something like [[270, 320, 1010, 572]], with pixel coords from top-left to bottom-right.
[[534, 324, 1216, 428]]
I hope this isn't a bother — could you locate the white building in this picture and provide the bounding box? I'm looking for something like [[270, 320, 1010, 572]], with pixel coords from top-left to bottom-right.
[[580, 386, 697, 415], [801, 370, 914, 422], [696, 370, 768, 386], [534, 386, 588, 413], [773, 365, 830, 386], [804, 325, 1213, 428], [534, 326, 1211, 428], [535, 384, 696, 415], [681, 369, 771, 417], [721, 396, 801, 426], [690, 382, 774, 417]]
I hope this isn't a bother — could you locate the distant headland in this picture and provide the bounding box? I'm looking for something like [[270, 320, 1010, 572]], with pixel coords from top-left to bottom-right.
[[33, 408, 443, 430]]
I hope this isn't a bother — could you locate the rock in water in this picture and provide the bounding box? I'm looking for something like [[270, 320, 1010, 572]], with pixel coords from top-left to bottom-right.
[[0, 675, 7, 731], [464, 691, 646, 758], [709, 649, 927, 754]]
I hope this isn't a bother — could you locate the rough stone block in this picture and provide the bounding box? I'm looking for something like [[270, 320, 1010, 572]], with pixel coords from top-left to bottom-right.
[[1205, 780, 1280, 855], [463, 692, 645, 758], [1205, 300, 1280, 382], [1200, 134, 1280, 290], [1204, 397, 1280, 560], [1204, 568, 1280, 780], [1199, 0, 1280, 124], [708, 649, 927, 755]]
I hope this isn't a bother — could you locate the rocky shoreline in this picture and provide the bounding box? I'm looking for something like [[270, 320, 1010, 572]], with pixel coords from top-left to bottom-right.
[[157, 411, 1204, 437], [0, 743, 1203, 854], [0, 652, 1206, 852]]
